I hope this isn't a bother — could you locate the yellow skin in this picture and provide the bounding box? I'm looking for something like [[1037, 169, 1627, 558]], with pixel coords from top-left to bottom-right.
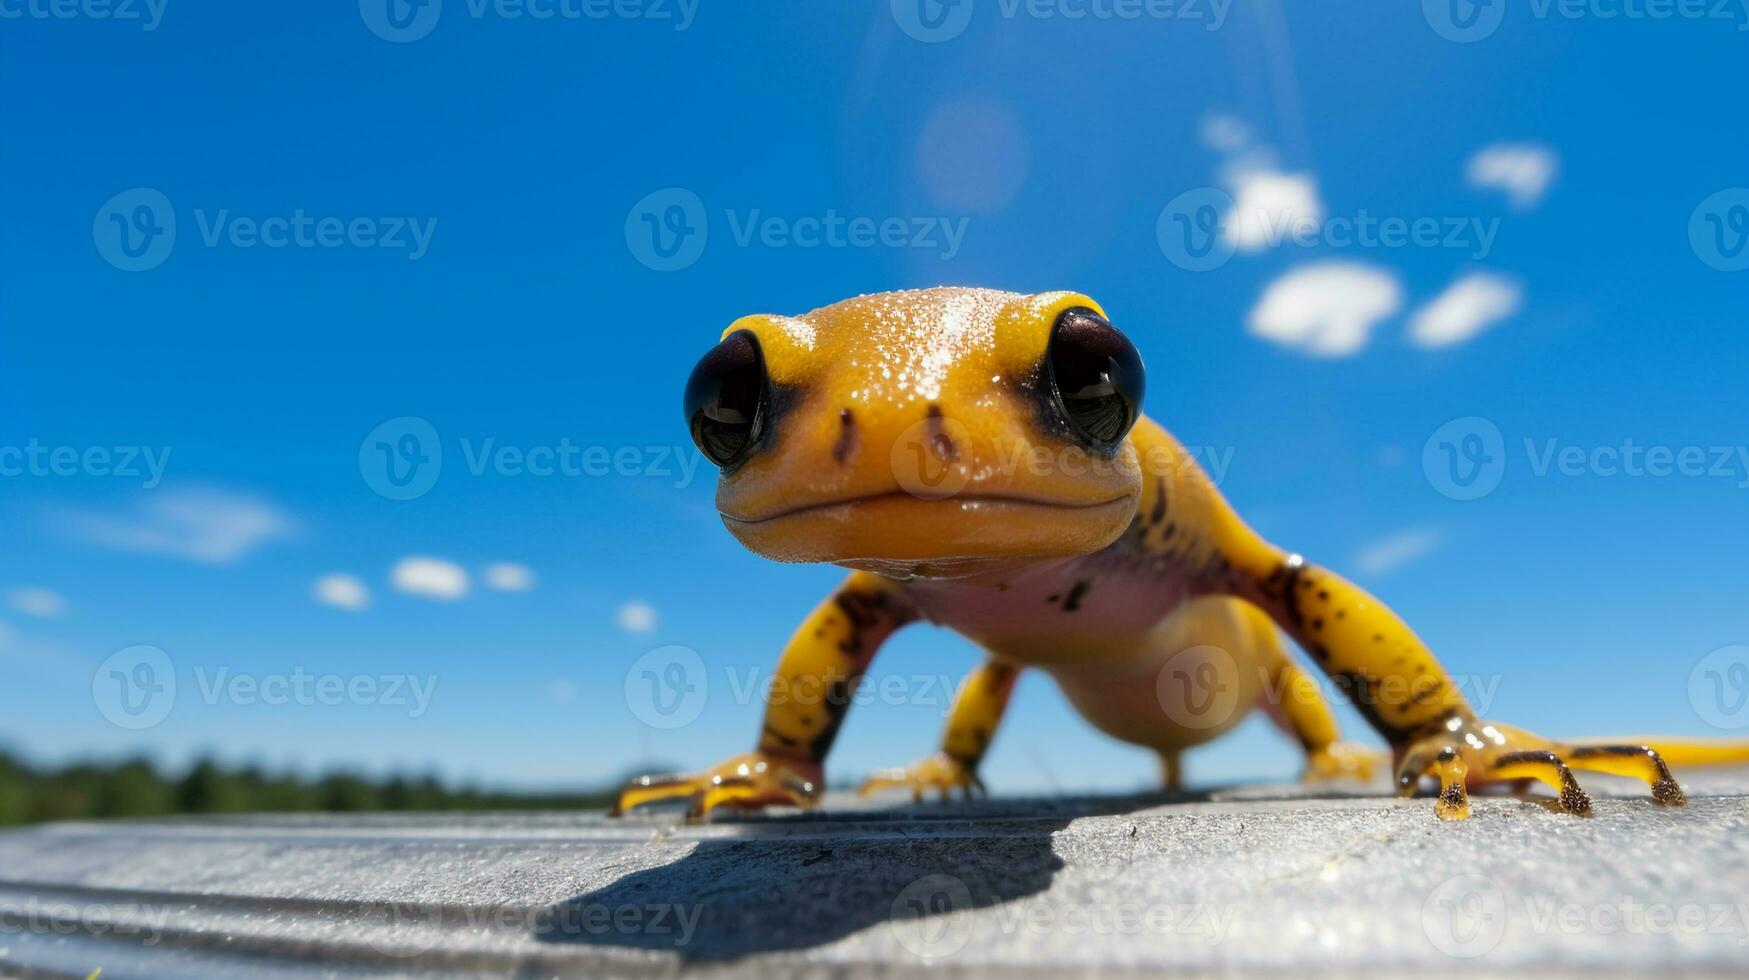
[[615, 287, 1749, 822]]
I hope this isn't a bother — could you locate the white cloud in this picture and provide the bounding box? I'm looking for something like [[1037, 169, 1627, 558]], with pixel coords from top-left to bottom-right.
[[483, 563, 536, 592], [1354, 528, 1443, 577], [1247, 262, 1404, 357], [1226, 169, 1323, 251], [1409, 272, 1523, 348], [64, 488, 293, 564], [7, 587, 68, 618], [392, 557, 469, 601], [616, 600, 658, 634], [1200, 113, 1251, 153], [313, 573, 370, 612], [1467, 143, 1558, 210]]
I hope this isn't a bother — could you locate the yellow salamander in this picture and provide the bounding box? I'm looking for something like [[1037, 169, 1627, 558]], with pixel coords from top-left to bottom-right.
[[614, 287, 1749, 821]]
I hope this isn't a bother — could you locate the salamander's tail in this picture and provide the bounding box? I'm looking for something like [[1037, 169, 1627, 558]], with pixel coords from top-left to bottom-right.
[[1567, 737, 1749, 768]]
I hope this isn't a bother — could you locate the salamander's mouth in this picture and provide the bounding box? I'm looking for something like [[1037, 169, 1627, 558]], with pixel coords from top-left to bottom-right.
[[721, 491, 1135, 526], [718, 489, 1140, 577]]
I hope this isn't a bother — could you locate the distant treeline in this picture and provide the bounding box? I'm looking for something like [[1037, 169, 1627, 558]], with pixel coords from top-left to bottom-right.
[[0, 752, 620, 825]]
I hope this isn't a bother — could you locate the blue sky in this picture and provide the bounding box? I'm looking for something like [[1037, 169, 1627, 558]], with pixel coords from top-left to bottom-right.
[[1, 1, 1746, 794]]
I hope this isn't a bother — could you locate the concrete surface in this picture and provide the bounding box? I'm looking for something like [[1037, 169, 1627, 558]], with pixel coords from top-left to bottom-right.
[[1, 772, 1748, 978]]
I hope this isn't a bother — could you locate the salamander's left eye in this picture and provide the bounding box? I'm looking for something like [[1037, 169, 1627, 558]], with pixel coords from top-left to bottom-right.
[[684, 330, 769, 470], [1046, 307, 1145, 452]]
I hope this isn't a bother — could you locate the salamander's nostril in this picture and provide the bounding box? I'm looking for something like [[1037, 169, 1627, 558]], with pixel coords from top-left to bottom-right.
[[925, 404, 958, 462], [832, 408, 859, 465]]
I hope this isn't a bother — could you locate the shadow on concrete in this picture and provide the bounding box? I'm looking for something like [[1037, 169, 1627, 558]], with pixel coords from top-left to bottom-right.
[[534, 787, 1291, 960]]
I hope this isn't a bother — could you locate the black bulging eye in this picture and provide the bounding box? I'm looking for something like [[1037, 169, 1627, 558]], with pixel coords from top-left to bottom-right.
[[685, 330, 769, 470], [1045, 307, 1145, 452]]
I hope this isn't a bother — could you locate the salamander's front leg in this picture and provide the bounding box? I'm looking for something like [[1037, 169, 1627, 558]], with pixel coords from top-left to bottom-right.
[[1223, 547, 1689, 818], [1247, 605, 1387, 783], [612, 571, 914, 819], [859, 657, 1021, 802]]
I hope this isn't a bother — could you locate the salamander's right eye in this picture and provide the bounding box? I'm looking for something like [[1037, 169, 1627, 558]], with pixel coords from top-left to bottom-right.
[[684, 330, 769, 470], [1045, 307, 1145, 454]]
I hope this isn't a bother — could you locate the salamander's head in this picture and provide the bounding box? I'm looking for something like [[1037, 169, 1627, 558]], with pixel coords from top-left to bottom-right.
[[684, 287, 1147, 579]]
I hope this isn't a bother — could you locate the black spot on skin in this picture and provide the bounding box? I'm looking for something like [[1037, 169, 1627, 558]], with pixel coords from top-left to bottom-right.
[[1409, 681, 1446, 706], [1063, 580, 1091, 612], [832, 408, 858, 465], [1161, 521, 1176, 540], [1373, 634, 1384, 643], [1336, 611, 1346, 620], [1280, 562, 1307, 629], [808, 678, 860, 759], [833, 591, 890, 656], [1570, 745, 1650, 758], [1332, 671, 1404, 737], [1312, 618, 1324, 631], [762, 724, 798, 749], [985, 662, 1018, 692], [1440, 781, 1467, 809], [1318, 590, 1329, 601], [1150, 479, 1167, 524]]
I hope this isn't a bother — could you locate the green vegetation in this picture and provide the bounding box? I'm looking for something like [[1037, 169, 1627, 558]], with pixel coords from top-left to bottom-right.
[[0, 752, 619, 825]]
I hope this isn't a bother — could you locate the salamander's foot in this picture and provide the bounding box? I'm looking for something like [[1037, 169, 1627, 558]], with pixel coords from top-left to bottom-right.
[[1302, 741, 1388, 783], [858, 752, 985, 802], [610, 752, 822, 820], [1394, 717, 1688, 821]]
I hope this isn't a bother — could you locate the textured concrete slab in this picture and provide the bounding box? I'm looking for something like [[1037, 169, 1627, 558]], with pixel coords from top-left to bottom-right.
[[2, 772, 1748, 978]]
